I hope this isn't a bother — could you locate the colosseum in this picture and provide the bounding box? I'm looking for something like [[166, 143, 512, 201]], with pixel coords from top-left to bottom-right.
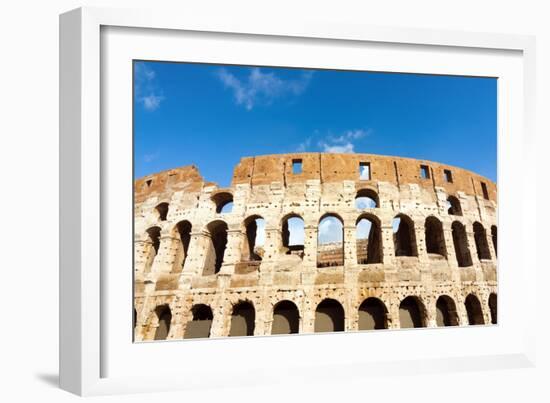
[[133, 152, 498, 341]]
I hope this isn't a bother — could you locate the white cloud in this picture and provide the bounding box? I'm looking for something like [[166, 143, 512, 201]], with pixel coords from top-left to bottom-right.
[[217, 67, 313, 110], [143, 151, 159, 163], [318, 216, 343, 244], [135, 63, 164, 111], [321, 142, 355, 153], [141, 94, 164, 111], [296, 128, 371, 154]]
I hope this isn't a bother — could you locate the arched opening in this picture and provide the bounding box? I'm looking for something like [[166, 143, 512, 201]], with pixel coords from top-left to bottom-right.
[[491, 225, 497, 257], [153, 305, 172, 340], [174, 220, 192, 272], [204, 220, 228, 275], [451, 221, 472, 267], [473, 222, 491, 260], [155, 202, 169, 221], [355, 188, 379, 209], [212, 192, 234, 214], [144, 226, 161, 272], [358, 297, 387, 330], [393, 214, 417, 257], [229, 301, 255, 337], [282, 214, 305, 258], [356, 214, 382, 264], [317, 214, 344, 267], [399, 296, 426, 328], [243, 216, 265, 262], [184, 304, 213, 339], [465, 294, 485, 325], [272, 300, 299, 335], [435, 296, 459, 326], [447, 196, 462, 216], [315, 299, 345, 332], [488, 293, 497, 324], [424, 216, 447, 257]]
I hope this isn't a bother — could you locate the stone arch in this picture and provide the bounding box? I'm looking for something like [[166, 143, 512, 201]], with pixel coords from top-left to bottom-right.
[[393, 214, 418, 257], [355, 188, 379, 209], [204, 220, 228, 275], [491, 225, 497, 257], [465, 294, 485, 325], [447, 196, 462, 216], [473, 222, 491, 260], [435, 295, 459, 326], [356, 213, 382, 264], [488, 293, 497, 324], [399, 296, 426, 328], [272, 300, 300, 335], [184, 304, 213, 339], [173, 220, 192, 273], [451, 221, 472, 267], [281, 213, 305, 258], [155, 202, 169, 221], [358, 297, 388, 330], [211, 191, 234, 214], [153, 305, 172, 340], [424, 216, 447, 257], [315, 298, 345, 332], [317, 213, 344, 267], [144, 226, 161, 273], [242, 215, 265, 262], [229, 301, 255, 337]]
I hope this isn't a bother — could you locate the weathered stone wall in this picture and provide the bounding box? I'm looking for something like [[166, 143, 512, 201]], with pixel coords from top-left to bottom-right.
[[134, 152, 497, 341]]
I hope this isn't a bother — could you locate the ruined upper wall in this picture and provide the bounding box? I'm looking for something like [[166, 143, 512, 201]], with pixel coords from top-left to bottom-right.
[[135, 165, 206, 203], [135, 153, 497, 203], [231, 153, 496, 202]]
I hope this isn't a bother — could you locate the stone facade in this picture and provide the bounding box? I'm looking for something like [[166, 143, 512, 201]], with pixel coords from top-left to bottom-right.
[[133, 152, 497, 341]]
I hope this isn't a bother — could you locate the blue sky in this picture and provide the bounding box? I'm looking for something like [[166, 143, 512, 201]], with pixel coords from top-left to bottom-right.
[[134, 61, 497, 189]]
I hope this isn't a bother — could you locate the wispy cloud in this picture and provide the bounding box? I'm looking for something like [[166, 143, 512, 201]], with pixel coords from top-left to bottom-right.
[[135, 63, 164, 111], [217, 67, 313, 110], [294, 128, 371, 154], [143, 151, 160, 163]]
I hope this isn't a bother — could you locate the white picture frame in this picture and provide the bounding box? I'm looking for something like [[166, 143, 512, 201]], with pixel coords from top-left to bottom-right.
[[59, 6, 537, 396]]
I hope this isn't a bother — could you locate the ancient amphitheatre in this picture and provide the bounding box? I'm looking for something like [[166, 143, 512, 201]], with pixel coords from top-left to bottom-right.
[[133, 152, 497, 341]]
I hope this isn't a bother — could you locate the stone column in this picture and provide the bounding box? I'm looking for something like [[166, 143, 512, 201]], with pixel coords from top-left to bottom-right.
[[414, 220, 429, 264], [262, 227, 283, 263], [381, 224, 395, 265], [466, 228, 484, 282], [178, 231, 210, 287], [387, 298, 401, 329], [219, 228, 244, 275], [303, 225, 318, 267], [343, 224, 358, 267], [152, 235, 180, 273], [301, 303, 316, 334], [134, 239, 152, 274]]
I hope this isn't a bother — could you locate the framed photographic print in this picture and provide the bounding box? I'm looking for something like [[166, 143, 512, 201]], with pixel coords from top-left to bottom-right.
[[60, 6, 537, 396]]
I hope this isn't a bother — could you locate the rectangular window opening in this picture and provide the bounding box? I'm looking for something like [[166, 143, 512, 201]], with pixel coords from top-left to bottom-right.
[[292, 159, 303, 174], [444, 169, 453, 183], [359, 162, 371, 180], [481, 182, 489, 200], [146, 179, 153, 187], [420, 165, 430, 179]]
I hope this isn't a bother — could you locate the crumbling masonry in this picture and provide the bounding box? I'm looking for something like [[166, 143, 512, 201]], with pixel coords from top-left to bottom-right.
[[133, 153, 497, 341]]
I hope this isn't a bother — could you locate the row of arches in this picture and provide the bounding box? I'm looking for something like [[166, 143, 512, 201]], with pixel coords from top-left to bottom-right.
[[153, 191, 468, 223], [142, 213, 497, 274], [141, 293, 497, 340]]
